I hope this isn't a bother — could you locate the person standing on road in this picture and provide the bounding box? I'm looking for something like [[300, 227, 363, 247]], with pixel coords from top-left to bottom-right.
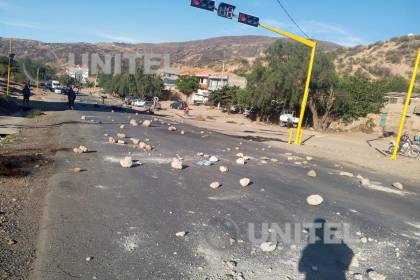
[[66, 86, 76, 110], [22, 84, 31, 107]]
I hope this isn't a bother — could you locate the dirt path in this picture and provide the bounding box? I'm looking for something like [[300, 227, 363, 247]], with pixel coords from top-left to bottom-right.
[[0, 108, 71, 279]]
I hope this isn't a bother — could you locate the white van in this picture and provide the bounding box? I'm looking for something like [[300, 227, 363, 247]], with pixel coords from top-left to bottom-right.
[[48, 80, 61, 93]]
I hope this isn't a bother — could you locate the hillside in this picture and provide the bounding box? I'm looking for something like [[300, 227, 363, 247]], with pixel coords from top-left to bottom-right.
[[0, 36, 339, 73], [334, 35, 420, 83]]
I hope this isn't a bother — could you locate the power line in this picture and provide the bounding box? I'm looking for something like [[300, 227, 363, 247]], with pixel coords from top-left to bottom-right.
[[274, 0, 310, 39]]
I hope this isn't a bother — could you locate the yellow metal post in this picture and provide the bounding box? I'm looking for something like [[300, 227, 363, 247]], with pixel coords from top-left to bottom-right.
[[391, 48, 420, 160], [288, 128, 294, 144], [295, 43, 317, 144], [259, 23, 315, 48], [6, 39, 12, 96], [259, 23, 317, 145], [298, 129, 304, 144], [36, 67, 40, 93]]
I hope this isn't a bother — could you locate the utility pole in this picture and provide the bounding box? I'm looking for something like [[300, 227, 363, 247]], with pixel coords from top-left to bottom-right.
[[6, 39, 12, 96]]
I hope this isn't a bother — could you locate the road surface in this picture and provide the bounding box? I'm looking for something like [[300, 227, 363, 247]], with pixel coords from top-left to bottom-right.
[[31, 96, 420, 280]]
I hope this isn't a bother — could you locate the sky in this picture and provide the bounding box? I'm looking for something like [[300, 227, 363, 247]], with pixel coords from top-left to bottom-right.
[[0, 0, 419, 46]]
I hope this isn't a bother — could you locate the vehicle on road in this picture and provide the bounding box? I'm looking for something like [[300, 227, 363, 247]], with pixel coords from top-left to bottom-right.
[[54, 86, 62, 94], [170, 100, 188, 110], [47, 80, 61, 92], [132, 99, 146, 107], [279, 111, 299, 127], [387, 138, 420, 158]]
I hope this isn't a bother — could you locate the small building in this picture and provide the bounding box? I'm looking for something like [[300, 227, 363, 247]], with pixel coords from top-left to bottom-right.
[[208, 75, 229, 91], [382, 92, 420, 134], [159, 68, 180, 91]]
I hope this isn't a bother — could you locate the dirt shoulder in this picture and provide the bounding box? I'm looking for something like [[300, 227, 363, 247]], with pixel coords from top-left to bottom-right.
[[0, 109, 68, 279], [159, 102, 420, 183]]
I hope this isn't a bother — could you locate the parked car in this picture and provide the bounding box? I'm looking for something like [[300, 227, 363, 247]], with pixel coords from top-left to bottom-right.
[[132, 99, 146, 107], [170, 101, 187, 110], [279, 111, 299, 127], [54, 86, 62, 94]]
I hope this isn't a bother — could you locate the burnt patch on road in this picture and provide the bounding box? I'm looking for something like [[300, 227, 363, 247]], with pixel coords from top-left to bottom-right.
[[0, 154, 46, 177]]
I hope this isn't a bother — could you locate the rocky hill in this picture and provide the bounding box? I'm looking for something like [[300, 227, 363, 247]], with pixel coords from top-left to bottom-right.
[[0, 36, 339, 73], [334, 35, 420, 82]]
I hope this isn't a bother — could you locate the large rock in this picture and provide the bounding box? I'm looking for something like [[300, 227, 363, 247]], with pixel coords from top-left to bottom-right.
[[209, 182, 221, 189], [120, 125, 125, 129], [131, 138, 140, 145], [168, 126, 177, 131], [209, 156, 219, 163], [73, 145, 88, 154], [171, 159, 183, 170], [260, 242, 277, 252], [307, 170, 317, 177], [392, 182, 403, 190], [236, 158, 246, 165], [73, 167, 82, 173], [117, 133, 126, 139], [138, 142, 146, 149], [143, 120, 151, 127], [108, 137, 116, 144], [306, 194, 323, 206], [130, 119, 139, 126], [360, 178, 371, 187], [144, 144, 152, 151], [120, 156, 133, 168], [240, 178, 251, 187], [340, 171, 354, 177], [219, 166, 229, 173]]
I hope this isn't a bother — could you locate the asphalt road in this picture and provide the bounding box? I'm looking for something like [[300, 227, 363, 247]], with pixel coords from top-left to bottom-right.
[[31, 97, 420, 280]]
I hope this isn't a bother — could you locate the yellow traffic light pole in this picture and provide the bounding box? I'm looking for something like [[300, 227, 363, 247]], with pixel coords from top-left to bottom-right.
[[6, 39, 12, 96], [259, 23, 317, 145], [391, 48, 420, 160]]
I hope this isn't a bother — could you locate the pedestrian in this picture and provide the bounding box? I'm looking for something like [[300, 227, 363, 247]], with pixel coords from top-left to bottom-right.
[[22, 84, 31, 107], [67, 86, 76, 110]]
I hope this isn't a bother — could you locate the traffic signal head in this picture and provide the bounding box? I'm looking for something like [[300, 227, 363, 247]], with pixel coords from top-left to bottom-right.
[[190, 0, 215, 11], [238, 12, 259, 27], [217, 2, 236, 19]]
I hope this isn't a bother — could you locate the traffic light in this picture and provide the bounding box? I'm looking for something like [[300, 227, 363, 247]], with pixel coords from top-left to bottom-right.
[[217, 2, 236, 19], [190, 0, 215, 11], [238, 12, 259, 27]]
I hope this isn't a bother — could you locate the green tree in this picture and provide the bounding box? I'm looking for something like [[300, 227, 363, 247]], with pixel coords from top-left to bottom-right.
[[334, 74, 386, 120], [96, 67, 164, 99], [209, 86, 242, 109], [176, 75, 199, 101], [245, 40, 338, 127]]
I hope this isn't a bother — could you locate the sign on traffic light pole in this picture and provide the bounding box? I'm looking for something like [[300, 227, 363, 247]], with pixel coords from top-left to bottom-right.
[[190, 1, 316, 145]]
